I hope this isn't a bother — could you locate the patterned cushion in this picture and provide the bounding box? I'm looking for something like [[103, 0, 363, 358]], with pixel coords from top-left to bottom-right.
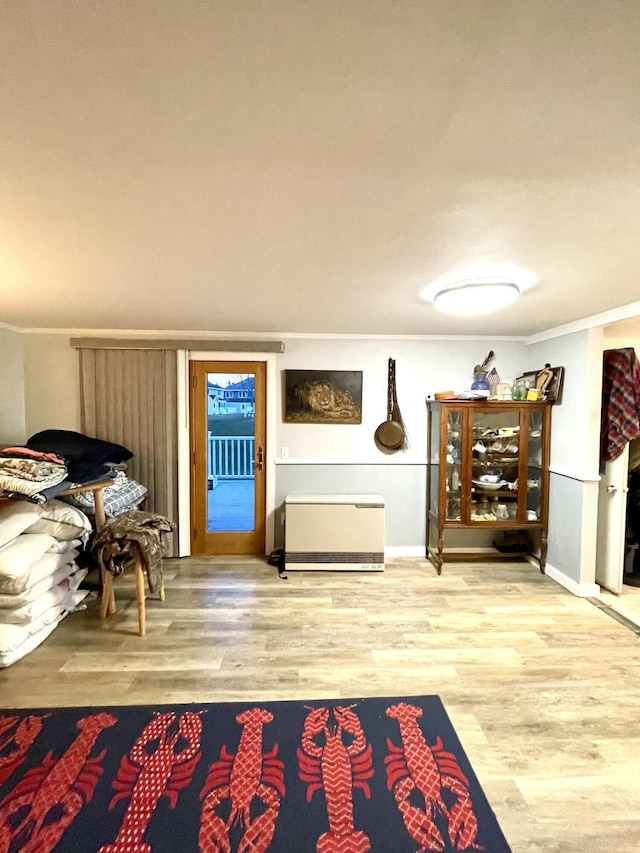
[[62, 476, 147, 518]]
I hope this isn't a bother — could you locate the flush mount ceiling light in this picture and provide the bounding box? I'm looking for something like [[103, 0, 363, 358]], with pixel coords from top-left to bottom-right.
[[433, 280, 520, 316]]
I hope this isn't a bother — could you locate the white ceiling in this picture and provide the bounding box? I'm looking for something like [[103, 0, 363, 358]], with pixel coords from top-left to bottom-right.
[[2, 1, 640, 338]]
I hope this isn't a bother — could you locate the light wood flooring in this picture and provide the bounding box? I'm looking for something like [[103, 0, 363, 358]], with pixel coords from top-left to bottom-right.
[[2, 556, 639, 852], [599, 581, 640, 630]]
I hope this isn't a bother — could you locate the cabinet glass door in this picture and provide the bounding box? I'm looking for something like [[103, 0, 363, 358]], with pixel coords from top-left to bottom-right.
[[527, 409, 544, 522], [471, 410, 519, 523], [445, 409, 462, 521]]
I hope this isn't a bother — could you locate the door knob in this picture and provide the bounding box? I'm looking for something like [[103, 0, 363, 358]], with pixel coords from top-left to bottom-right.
[[606, 485, 617, 493]]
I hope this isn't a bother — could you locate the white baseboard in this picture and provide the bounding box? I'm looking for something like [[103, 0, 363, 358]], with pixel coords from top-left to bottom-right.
[[544, 562, 600, 598], [385, 546, 425, 558]]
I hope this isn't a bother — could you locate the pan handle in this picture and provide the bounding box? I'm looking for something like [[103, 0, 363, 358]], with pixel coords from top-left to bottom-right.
[[390, 358, 398, 412]]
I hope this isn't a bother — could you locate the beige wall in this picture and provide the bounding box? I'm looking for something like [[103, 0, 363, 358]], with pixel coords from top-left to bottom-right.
[[23, 334, 81, 437], [0, 326, 26, 443]]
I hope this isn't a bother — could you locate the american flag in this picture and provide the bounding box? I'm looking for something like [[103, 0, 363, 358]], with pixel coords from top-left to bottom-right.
[[486, 367, 500, 386]]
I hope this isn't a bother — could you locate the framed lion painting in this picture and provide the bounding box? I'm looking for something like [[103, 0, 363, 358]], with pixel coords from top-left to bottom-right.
[[284, 370, 363, 424]]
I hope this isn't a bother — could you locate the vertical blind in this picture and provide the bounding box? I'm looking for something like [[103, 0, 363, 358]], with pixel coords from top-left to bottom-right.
[[78, 348, 179, 554]]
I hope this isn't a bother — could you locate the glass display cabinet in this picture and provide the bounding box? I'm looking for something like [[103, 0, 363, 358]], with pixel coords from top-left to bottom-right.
[[425, 399, 553, 575]]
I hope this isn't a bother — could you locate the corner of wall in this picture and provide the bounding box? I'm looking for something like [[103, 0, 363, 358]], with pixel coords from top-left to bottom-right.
[[0, 326, 26, 442], [543, 561, 600, 597]]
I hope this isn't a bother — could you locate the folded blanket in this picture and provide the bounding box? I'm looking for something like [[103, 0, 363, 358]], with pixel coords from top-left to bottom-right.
[[0, 533, 58, 594], [0, 456, 67, 484], [0, 479, 76, 505], [0, 565, 85, 608], [0, 453, 68, 503], [47, 538, 83, 554], [0, 447, 66, 466], [0, 501, 43, 548], [26, 499, 92, 543], [27, 430, 133, 465], [0, 579, 71, 624], [0, 589, 89, 667]]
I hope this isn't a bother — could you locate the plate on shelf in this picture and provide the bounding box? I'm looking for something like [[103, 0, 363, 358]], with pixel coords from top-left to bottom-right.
[[472, 479, 509, 491]]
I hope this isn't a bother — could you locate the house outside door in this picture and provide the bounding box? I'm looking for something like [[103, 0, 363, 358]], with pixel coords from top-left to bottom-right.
[[189, 360, 266, 554]]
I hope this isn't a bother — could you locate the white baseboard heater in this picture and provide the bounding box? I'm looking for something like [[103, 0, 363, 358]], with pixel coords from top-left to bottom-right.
[[284, 494, 385, 571]]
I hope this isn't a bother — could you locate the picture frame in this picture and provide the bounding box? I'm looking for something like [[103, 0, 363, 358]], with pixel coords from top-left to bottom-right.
[[518, 366, 565, 402], [544, 366, 565, 403], [284, 370, 363, 424]]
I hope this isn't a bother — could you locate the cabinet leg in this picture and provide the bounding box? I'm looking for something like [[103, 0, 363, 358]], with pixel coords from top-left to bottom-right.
[[436, 533, 444, 576], [539, 530, 548, 574], [425, 527, 443, 575], [425, 517, 431, 558]]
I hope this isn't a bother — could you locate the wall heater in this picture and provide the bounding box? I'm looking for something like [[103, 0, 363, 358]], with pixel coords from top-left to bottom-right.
[[284, 494, 385, 571]]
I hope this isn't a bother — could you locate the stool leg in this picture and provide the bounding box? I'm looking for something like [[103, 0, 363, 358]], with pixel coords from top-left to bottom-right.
[[159, 585, 165, 601], [107, 572, 116, 615], [135, 554, 146, 636], [100, 571, 116, 618]]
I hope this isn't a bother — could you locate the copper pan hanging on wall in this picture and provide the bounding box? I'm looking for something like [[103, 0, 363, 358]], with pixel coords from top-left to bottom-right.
[[374, 358, 406, 452]]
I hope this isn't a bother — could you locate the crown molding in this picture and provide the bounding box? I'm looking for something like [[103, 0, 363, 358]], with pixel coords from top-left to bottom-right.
[[526, 299, 640, 345], [0, 320, 24, 332], [24, 326, 526, 342]]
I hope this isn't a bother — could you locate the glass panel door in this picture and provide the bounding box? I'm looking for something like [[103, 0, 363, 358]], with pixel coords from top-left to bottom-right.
[[527, 409, 544, 522], [207, 372, 255, 532], [471, 409, 519, 523], [445, 409, 462, 521]]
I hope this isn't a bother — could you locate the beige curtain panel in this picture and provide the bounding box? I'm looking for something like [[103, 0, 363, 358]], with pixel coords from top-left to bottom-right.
[[79, 348, 179, 555]]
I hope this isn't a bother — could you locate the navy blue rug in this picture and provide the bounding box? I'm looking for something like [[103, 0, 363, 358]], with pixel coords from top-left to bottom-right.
[[0, 695, 511, 852]]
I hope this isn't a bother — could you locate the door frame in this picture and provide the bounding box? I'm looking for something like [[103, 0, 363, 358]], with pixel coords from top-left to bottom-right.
[[190, 360, 266, 555], [595, 445, 630, 593], [176, 350, 277, 557]]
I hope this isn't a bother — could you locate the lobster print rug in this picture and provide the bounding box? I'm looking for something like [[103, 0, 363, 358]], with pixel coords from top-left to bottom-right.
[[0, 694, 512, 852]]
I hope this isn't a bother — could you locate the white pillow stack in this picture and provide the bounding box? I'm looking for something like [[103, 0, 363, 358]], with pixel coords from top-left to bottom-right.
[[0, 499, 92, 667]]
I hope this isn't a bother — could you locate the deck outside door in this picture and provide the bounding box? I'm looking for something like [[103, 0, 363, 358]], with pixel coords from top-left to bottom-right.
[[189, 360, 266, 554]]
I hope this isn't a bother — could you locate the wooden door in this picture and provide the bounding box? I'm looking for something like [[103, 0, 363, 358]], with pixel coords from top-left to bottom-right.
[[189, 361, 266, 554]]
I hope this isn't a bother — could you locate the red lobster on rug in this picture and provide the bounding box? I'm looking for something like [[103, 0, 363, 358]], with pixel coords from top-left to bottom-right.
[[0, 715, 44, 788], [385, 702, 481, 851], [297, 704, 374, 853], [199, 707, 285, 853], [0, 711, 117, 853], [99, 710, 203, 853]]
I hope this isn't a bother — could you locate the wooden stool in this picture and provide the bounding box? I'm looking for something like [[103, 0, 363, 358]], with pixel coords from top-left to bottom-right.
[[100, 549, 164, 636]]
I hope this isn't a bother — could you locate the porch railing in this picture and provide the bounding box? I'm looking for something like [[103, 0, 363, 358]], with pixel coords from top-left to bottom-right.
[[208, 434, 255, 481]]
